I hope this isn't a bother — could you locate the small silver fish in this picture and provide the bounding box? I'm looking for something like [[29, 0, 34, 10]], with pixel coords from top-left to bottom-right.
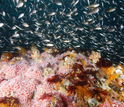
[[82, 21, 88, 25], [28, 30, 33, 34], [2, 11, 6, 16], [108, 28, 115, 32], [113, 17, 116, 21], [45, 43, 54, 47], [37, 33, 42, 37], [99, 17, 103, 20], [73, 0, 79, 7], [63, 40, 71, 43], [87, 18, 92, 21], [72, 8, 77, 13], [75, 27, 83, 31], [15, 0, 19, 4], [87, 0, 90, 5], [105, 41, 112, 44], [15, 25, 23, 30], [10, 38, 14, 44], [23, 23, 29, 27], [45, 21, 51, 25], [0, 23, 4, 27], [100, 33, 105, 37], [48, 12, 56, 16], [12, 26, 16, 30], [32, 9, 37, 14], [89, 20, 95, 24], [66, 12, 73, 17], [18, 13, 24, 19], [16, 1, 24, 8], [55, 1, 62, 6], [73, 12, 78, 16], [120, 7, 124, 11], [120, 25, 123, 30], [43, 39, 50, 42], [73, 38, 78, 41], [105, 8, 116, 12], [35, 22, 42, 26], [95, 26, 102, 30], [86, 3, 99, 9], [12, 33, 20, 37], [74, 45, 80, 48], [90, 28, 93, 31], [87, 7, 99, 15]]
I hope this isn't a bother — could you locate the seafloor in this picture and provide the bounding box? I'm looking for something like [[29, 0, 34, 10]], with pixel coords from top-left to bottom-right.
[[0, 47, 124, 107], [0, 0, 124, 64]]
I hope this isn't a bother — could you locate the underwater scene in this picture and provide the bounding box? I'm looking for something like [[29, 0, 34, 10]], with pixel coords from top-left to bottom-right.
[[0, 0, 124, 107]]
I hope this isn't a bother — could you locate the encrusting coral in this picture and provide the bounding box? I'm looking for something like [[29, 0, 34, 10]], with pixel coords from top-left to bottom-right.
[[0, 46, 124, 107]]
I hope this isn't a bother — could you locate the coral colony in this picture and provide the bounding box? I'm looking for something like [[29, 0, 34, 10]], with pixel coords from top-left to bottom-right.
[[0, 46, 124, 107]]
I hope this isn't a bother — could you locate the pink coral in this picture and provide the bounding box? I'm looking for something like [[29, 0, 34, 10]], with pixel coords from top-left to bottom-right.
[[0, 80, 12, 97], [1, 65, 18, 79], [15, 60, 29, 74], [58, 66, 73, 76], [23, 66, 43, 81], [0, 50, 124, 107], [41, 52, 52, 59]]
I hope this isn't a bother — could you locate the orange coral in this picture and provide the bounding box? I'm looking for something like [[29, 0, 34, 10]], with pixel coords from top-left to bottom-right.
[[30, 45, 41, 60], [80, 59, 86, 68], [89, 51, 101, 63], [17, 47, 26, 57], [1, 52, 13, 61], [74, 97, 89, 107], [75, 85, 93, 98], [0, 96, 20, 107], [101, 66, 118, 82], [1, 52, 19, 62]]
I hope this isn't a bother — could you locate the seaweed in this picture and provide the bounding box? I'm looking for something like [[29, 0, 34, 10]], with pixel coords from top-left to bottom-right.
[[46, 74, 61, 83], [0, 96, 20, 107], [91, 88, 108, 103], [1, 52, 19, 61], [67, 86, 77, 94], [96, 58, 113, 68]]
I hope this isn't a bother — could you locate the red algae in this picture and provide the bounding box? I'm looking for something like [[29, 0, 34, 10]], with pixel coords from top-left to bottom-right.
[[46, 74, 61, 83], [0, 96, 20, 107], [0, 47, 124, 107], [98, 98, 124, 107], [96, 58, 113, 68]]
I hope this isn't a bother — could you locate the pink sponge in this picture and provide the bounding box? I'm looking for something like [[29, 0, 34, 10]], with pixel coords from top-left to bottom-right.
[[13, 77, 39, 104], [15, 60, 29, 74], [1, 65, 18, 79], [23, 66, 43, 81]]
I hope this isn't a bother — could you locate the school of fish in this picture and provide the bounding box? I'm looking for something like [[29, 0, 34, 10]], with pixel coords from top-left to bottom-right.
[[0, 0, 124, 64]]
